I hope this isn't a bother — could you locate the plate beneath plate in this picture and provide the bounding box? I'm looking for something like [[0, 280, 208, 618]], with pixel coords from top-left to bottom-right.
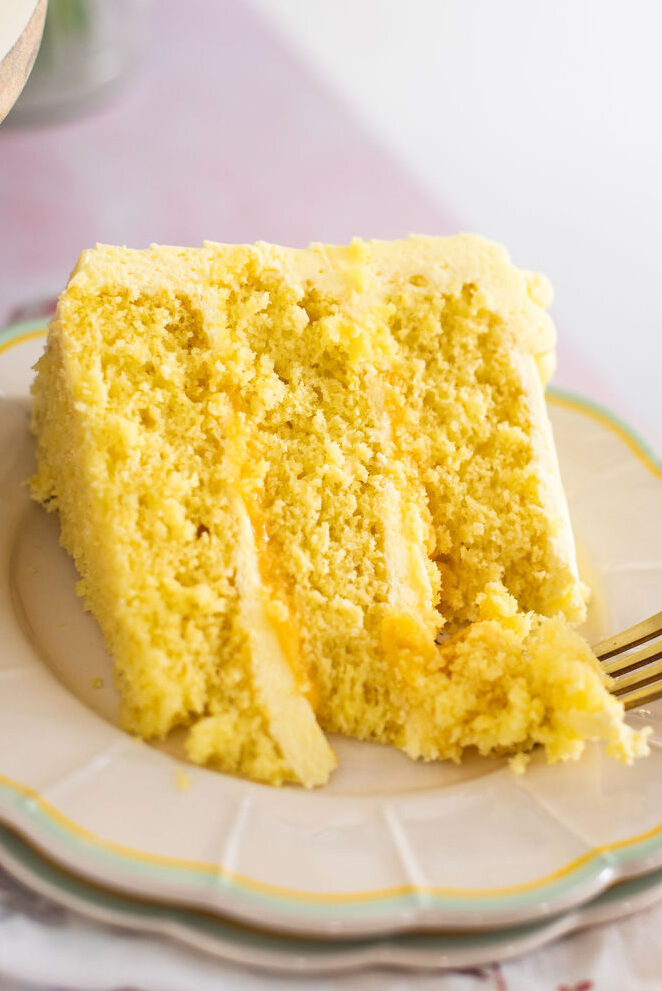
[[1, 320, 662, 938], [2, 821, 662, 976]]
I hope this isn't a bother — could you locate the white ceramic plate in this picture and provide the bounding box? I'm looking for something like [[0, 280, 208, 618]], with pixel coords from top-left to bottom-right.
[[2, 821, 662, 977], [1, 320, 662, 939]]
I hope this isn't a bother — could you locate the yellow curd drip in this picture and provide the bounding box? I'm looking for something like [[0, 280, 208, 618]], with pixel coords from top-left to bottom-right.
[[242, 492, 319, 712]]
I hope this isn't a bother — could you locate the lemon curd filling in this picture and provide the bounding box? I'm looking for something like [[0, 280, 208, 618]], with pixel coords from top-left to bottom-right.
[[30, 235, 650, 787]]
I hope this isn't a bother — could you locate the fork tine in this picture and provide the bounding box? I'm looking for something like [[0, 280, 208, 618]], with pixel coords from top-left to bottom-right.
[[610, 656, 662, 695], [602, 638, 662, 676], [620, 679, 662, 711], [593, 610, 662, 660]]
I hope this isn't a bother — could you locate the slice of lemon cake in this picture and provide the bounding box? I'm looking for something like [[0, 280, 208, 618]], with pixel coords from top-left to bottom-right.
[[31, 235, 649, 786]]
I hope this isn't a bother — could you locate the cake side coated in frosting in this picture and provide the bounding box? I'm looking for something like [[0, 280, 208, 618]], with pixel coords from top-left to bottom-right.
[[30, 235, 648, 786]]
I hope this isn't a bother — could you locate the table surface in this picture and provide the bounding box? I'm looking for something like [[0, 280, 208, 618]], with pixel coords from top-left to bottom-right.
[[0, 1, 660, 988]]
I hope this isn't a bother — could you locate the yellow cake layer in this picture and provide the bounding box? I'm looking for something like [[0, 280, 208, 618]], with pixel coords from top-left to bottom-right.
[[30, 235, 649, 786]]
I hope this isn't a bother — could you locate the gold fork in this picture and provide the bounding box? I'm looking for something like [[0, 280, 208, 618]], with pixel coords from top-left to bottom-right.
[[593, 611, 662, 709]]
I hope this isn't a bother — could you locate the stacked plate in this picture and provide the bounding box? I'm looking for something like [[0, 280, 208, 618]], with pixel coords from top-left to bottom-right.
[[2, 320, 662, 975]]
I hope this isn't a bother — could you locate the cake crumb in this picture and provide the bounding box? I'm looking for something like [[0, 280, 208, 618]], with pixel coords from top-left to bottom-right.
[[509, 752, 530, 775], [91, 677, 103, 690], [174, 767, 191, 792]]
